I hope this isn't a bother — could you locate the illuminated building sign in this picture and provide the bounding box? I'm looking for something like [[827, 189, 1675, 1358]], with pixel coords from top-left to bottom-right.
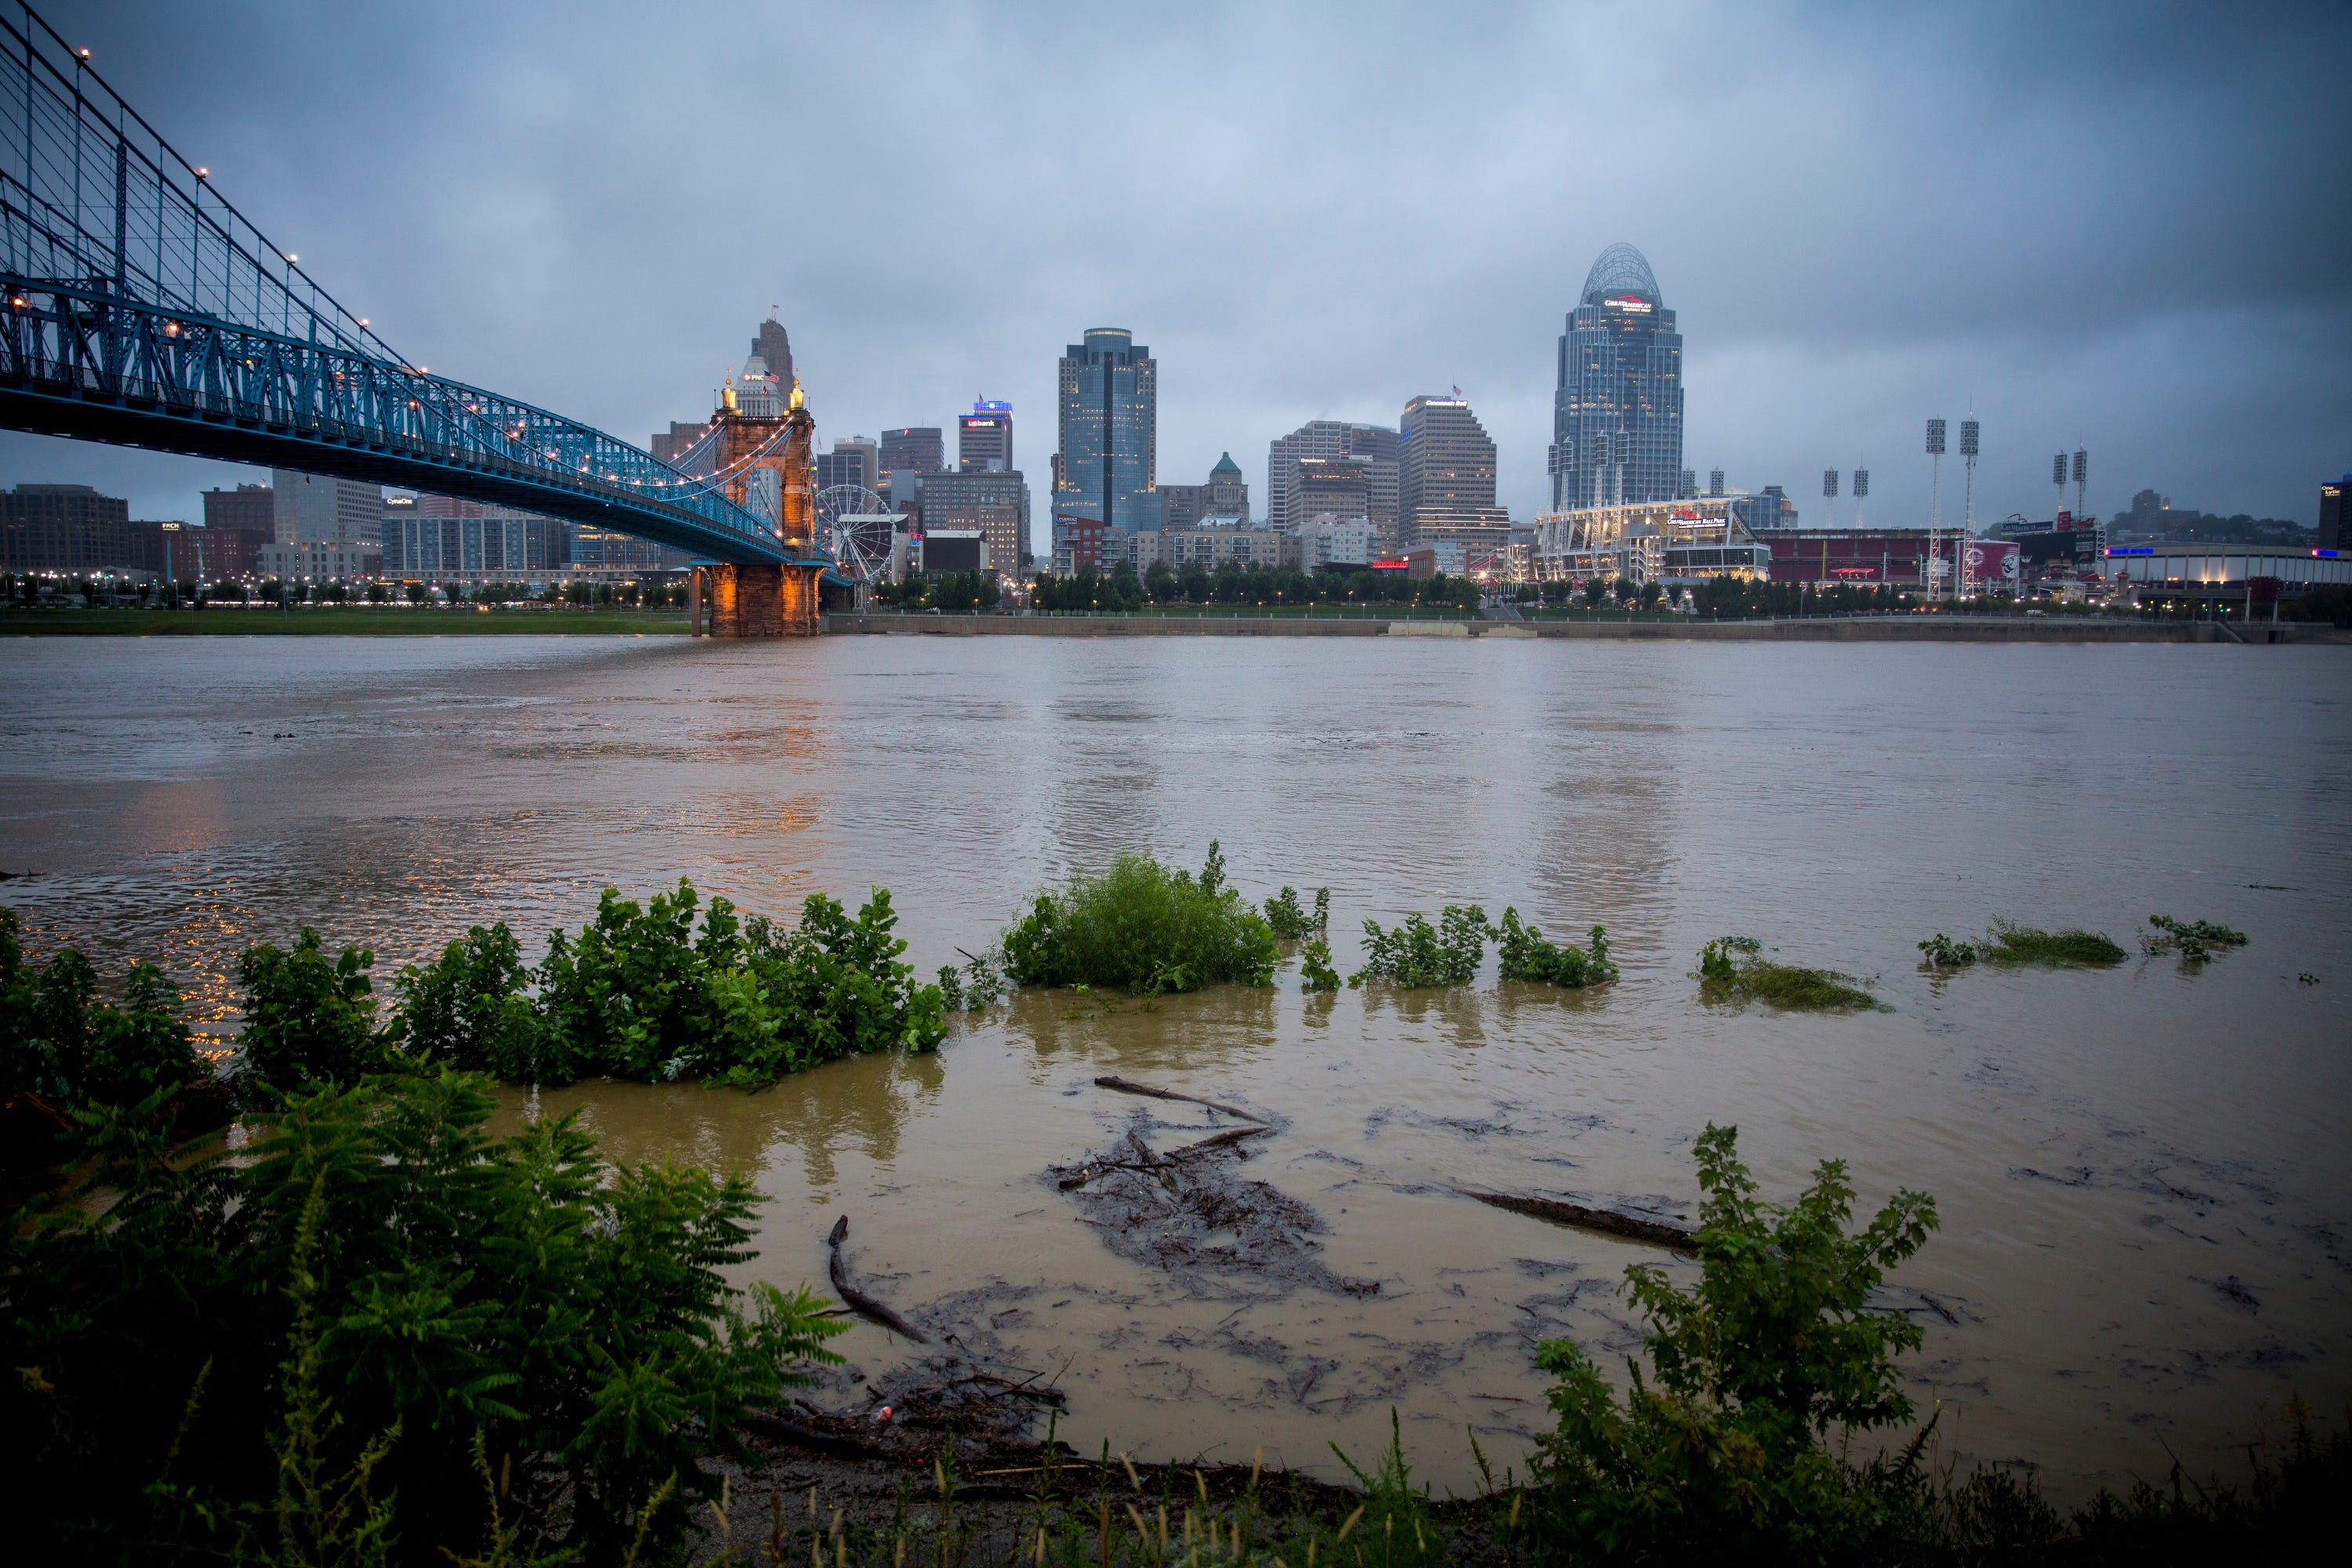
[[2107, 547, 2153, 556], [1606, 294, 1653, 312]]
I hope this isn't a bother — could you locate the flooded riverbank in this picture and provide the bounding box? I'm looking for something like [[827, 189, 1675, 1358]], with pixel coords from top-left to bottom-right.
[[2, 635, 2345, 1497]]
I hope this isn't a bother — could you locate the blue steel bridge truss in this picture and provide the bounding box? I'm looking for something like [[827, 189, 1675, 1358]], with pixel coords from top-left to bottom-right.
[[0, 2, 806, 568]]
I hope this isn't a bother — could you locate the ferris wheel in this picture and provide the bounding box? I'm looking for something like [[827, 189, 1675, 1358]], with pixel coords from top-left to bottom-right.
[[814, 485, 898, 582]]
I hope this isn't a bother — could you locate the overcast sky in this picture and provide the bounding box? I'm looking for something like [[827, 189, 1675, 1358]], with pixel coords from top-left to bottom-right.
[[5, 0, 2347, 539]]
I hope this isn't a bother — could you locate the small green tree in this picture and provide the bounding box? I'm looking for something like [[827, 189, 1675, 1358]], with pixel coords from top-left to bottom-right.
[[1534, 1123, 1938, 1558]]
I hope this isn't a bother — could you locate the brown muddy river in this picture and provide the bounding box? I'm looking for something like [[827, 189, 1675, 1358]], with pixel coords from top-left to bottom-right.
[[3, 633, 2347, 1497]]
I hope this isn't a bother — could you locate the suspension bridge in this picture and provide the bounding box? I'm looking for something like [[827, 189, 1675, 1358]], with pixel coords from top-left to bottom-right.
[[0, 2, 833, 633]]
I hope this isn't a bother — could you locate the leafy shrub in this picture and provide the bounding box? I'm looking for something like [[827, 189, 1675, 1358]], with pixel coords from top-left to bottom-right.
[[1494, 909, 1617, 988], [937, 950, 1007, 1011], [1300, 938, 1341, 993], [1263, 885, 1330, 939], [0, 1069, 846, 1564], [1917, 932, 1980, 967], [2, 907, 208, 1109], [2145, 913, 2249, 963], [1698, 935, 1885, 1011], [1531, 1123, 1939, 1559], [1352, 905, 1488, 988], [999, 841, 1279, 993], [497, 880, 939, 1086], [235, 928, 392, 1094], [390, 921, 543, 1079]]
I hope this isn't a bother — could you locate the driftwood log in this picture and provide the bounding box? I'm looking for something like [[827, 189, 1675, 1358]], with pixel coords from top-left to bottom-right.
[[1092, 1075, 1264, 1123], [1055, 1124, 1273, 1191], [826, 1215, 930, 1342], [1456, 1189, 1697, 1253]]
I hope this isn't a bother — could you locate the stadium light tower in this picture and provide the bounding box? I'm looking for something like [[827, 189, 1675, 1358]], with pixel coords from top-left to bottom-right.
[[1823, 467, 1838, 528], [1960, 416, 1980, 535], [2053, 452, 2068, 524], [1926, 418, 1947, 599], [2072, 446, 2088, 519], [1853, 463, 1868, 528]]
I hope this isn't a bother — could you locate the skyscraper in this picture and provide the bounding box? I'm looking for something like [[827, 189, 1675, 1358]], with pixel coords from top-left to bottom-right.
[[1268, 420, 1397, 539], [1399, 394, 1509, 550], [958, 401, 1014, 472], [1549, 242, 1684, 511], [1055, 328, 1156, 532], [880, 427, 946, 476], [756, 318, 794, 393]]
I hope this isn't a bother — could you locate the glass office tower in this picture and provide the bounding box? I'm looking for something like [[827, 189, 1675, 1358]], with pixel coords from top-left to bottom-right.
[[1549, 243, 1685, 510], [1055, 328, 1156, 533]]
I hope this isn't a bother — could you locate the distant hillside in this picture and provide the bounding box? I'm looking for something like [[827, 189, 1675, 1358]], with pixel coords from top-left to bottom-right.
[[2107, 488, 2313, 546]]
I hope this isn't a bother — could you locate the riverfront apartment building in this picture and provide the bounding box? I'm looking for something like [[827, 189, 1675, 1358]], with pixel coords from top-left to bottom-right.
[[380, 496, 573, 579], [0, 483, 131, 573], [1549, 242, 1686, 511], [1399, 394, 1511, 552], [271, 470, 383, 548], [957, 401, 1014, 472], [1055, 328, 1157, 532], [2322, 475, 2349, 552]]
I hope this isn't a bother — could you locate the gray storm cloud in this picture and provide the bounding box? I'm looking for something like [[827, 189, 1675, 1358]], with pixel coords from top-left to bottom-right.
[[6, 0, 2347, 532]]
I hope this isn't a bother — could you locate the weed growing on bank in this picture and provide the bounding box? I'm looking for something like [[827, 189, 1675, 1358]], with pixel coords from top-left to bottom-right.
[[1699, 935, 1886, 1011], [0, 1069, 847, 1565], [1000, 841, 1279, 993], [1261, 885, 1330, 939], [1352, 904, 1490, 987], [1492, 909, 1618, 988], [2145, 913, 2249, 963], [1918, 918, 2128, 968]]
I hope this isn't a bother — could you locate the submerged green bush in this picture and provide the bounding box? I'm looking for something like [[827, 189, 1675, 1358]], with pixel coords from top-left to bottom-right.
[[1352, 904, 1489, 988], [1919, 919, 2127, 969], [999, 841, 1279, 993], [2145, 913, 2249, 963], [1, 1069, 846, 1565], [1299, 938, 1341, 993], [1699, 935, 1886, 1011], [2, 907, 209, 1110], [1262, 884, 1330, 939], [227, 880, 944, 1094], [236, 927, 394, 1094], [1494, 909, 1618, 988]]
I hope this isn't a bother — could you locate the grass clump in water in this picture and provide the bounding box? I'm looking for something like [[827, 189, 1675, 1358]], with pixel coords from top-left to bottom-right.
[[1000, 840, 1279, 993], [1351, 904, 1488, 988], [1919, 919, 2127, 968], [1699, 935, 1886, 1011], [2144, 913, 2249, 963], [1262, 884, 1330, 939], [1493, 909, 1618, 989]]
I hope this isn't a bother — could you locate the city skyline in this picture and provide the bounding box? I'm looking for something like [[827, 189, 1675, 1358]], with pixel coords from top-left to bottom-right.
[[1, 1, 2344, 538]]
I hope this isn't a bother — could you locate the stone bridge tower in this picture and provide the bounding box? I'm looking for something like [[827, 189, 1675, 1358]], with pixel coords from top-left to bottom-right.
[[696, 379, 824, 637]]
